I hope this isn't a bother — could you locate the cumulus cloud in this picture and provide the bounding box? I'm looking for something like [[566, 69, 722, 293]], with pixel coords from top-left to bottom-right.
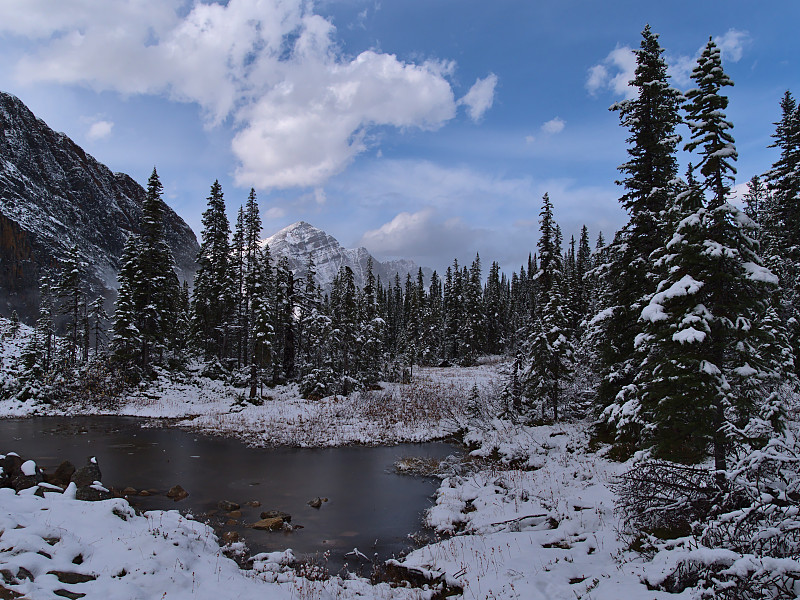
[[86, 119, 113, 141], [669, 29, 751, 87], [459, 73, 498, 122], [361, 207, 484, 259], [541, 117, 565, 135], [715, 29, 750, 63], [585, 46, 637, 99], [0, 0, 484, 189]]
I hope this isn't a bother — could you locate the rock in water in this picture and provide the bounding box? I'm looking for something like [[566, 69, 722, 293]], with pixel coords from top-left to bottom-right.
[[260, 510, 291, 523], [251, 517, 284, 531], [167, 485, 189, 501]]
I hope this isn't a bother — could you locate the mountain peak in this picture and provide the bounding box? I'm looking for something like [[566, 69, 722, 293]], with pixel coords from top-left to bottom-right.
[[263, 221, 430, 290]]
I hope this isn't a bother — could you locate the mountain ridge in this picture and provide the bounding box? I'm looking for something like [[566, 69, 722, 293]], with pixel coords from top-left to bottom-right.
[[0, 91, 199, 322], [263, 221, 432, 291]]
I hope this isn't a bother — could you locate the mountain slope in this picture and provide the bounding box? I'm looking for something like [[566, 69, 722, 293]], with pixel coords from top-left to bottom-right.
[[263, 221, 432, 291], [0, 91, 198, 321]]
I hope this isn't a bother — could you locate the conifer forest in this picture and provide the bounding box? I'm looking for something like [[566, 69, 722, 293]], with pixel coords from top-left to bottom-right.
[[3, 24, 800, 600]]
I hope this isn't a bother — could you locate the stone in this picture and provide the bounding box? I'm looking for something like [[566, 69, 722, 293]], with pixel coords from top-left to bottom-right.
[[220, 531, 239, 545], [225, 519, 237, 526], [49, 461, 76, 487], [11, 473, 42, 492], [138, 490, 151, 497], [260, 510, 291, 523], [251, 517, 284, 531], [227, 510, 242, 519], [0, 583, 24, 599], [166, 485, 188, 501], [307, 497, 327, 509], [47, 571, 96, 585], [217, 500, 240, 512], [122, 487, 138, 496], [71, 460, 101, 488], [245, 500, 261, 508], [53, 590, 86, 599], [75, 486, 113, 502]]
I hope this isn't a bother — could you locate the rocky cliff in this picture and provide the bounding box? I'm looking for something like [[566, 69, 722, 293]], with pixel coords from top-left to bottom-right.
[[263, 221, 431, 291], [0, 91, 199, 322]]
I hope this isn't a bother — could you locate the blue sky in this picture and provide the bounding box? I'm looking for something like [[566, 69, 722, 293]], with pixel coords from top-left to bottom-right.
[[1, 1, 798, 275]]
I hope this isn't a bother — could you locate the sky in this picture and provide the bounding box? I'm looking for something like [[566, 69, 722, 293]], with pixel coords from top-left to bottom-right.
[[1, 1, 799, 276]]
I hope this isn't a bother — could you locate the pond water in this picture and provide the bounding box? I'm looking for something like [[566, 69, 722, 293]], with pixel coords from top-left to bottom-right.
[[0, 416, 457, 573]]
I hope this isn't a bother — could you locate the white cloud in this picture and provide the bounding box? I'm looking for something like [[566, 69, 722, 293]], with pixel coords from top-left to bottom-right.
[[361, 207, 484, 259], [459, 73, 498, 122], [86, 119, 113, 141], [669, 29, 751, 87], [525, 134, 535, 144], [541, 117, 565, 135], [715, 29, 750, 63], [586, 46, 636, 99], [264, 206, 287, 220], [1, 0, 471, 189]]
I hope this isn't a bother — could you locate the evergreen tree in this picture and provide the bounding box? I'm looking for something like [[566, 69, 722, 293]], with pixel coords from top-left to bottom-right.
[[593, 25, 683, 423], [192, 180, 233, 359], [136, 168, 181, 368], [521, 194, 575, 422], [56, 244, 86, 365], [250, 244, 275, 397]]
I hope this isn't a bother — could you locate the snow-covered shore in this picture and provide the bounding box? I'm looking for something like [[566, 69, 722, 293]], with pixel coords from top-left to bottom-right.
[[4, 319, 792, 599]]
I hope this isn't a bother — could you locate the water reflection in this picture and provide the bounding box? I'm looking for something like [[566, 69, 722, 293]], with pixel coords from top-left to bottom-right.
[[0, 416, 455, 572]]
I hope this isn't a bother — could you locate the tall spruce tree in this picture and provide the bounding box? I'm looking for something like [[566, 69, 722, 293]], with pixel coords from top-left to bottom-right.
[[521, 194, 575, 422], [192, 180, 233, 360], [593, 25, 683, 428]]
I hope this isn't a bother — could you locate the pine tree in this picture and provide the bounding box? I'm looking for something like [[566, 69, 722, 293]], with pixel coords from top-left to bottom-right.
[[56, 244, 87, 365], [111, 236, 143, 367], [616, 48, 791, 472], [192, 180, 233, 360], [593, 25, 683, 424], [764, 92, 800, 374], [136, 168, 181, 368], [250, 244, 274, 397], [87, 296, 109, 355], [521, 194, 575, 422]]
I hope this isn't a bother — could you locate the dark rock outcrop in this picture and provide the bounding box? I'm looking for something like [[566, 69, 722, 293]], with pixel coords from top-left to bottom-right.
[[0, 91, 199, 322]]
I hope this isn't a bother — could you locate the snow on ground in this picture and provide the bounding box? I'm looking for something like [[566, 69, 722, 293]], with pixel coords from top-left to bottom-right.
[[0, 320, 722, 598], [0, 483, 438, 599], [397, 422, 690, 600]]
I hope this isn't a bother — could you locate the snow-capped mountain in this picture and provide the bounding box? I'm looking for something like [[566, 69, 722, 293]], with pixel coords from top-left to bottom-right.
[[0, 91, 199, 322], [263, 221, 432, 291]]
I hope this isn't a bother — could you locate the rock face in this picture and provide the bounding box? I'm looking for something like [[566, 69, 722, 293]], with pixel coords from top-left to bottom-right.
[[0, 91, 199, 322], [263, 221, 431, 292]]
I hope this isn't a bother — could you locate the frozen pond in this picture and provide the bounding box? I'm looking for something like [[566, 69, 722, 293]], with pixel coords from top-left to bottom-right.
[[0, 416, 457, 573]]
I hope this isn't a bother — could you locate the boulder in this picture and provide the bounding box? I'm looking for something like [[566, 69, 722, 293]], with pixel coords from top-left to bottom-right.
[[122, 487, 138, 496], [307, 497, 328, 509], [71, 459, 101, 488], [245, 500, 261, 508], [167, 485, 188, 501], [220, 531, 240, 545], [75, 486, 113, 502], [217, 500, 240, 512], [251, 517, 284, 531], [260, 510, 291, 523], [48, 461, 76, 488]]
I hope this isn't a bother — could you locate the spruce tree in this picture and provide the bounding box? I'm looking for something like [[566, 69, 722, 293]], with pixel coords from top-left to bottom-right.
[[593, 25, 683, 427], [192, 180, 233, 360], [521, 194, 575, 422]]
